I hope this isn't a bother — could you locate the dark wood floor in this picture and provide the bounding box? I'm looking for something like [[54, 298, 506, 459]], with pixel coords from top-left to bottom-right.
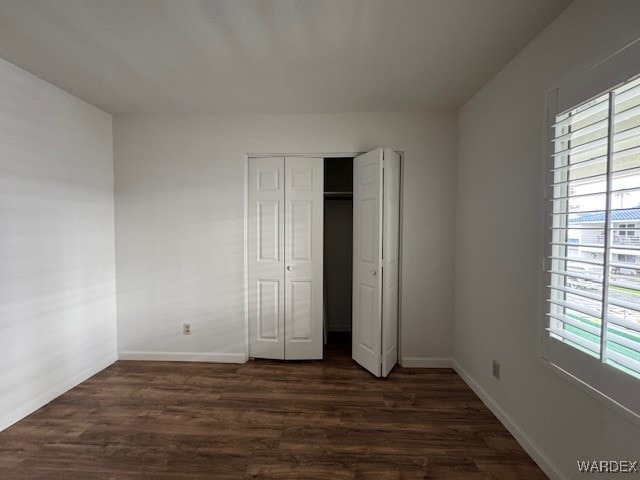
[[0, 340, 546, 479]]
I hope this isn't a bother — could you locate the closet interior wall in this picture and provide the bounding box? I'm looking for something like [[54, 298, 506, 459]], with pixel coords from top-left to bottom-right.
[[323, 158, 354, 345]]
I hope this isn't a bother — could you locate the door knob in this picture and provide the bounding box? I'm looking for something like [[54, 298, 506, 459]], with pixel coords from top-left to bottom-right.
[[371, 269, 377, 276], [287, 265, 293, 271]]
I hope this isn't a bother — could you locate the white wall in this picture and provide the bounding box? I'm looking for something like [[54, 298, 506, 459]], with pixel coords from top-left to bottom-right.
[[455, 1, 640, 478], [113, 112, 457, 364], [0, 58, 116, 431]]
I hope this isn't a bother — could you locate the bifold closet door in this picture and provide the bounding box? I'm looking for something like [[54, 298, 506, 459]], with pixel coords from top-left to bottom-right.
[[352, 149, 383, 375], [284, 157, 323, 360], [352, 148, 400, 377], [248, 157, 285, 359], [381, 148, 400, 377], [248, 156, 323, 360]]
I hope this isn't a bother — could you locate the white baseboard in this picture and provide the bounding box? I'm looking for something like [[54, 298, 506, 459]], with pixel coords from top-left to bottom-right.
[[0, 353, 117, 433], [453, 360, 567, 480], [400, 357, 453, 368], [118, 351, 246, 363]]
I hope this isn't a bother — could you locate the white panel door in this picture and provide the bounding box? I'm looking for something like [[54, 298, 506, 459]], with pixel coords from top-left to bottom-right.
[[381, 148, 400, 377], [284, 157, 324, 359], [248, 157, 285, 359], [352, 149, 383, 376]]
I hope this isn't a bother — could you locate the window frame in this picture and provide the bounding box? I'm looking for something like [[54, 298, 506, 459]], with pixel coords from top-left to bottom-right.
[[541, 38, 640, 425]]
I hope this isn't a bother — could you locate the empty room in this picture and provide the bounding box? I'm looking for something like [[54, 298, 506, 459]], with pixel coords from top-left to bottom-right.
[[1, 0, 640, 478]]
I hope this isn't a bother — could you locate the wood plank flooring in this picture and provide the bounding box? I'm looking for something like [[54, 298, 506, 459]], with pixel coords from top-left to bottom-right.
[[0, 343, 546, 479]]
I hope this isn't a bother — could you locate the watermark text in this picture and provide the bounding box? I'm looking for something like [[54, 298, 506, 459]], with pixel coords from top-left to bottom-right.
[[578, 460, 638, 474]]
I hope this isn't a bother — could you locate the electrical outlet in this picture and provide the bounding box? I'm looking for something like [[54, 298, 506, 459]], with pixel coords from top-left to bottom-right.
[[183, 323, 191, 335], [492, 359, 500, 380]]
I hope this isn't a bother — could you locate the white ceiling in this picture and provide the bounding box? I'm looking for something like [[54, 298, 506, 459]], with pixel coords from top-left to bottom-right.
[[0, 0, 571, 114]]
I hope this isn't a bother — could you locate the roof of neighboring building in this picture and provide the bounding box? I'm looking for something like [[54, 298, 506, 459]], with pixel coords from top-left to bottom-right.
[[569, 208, 640, 223]]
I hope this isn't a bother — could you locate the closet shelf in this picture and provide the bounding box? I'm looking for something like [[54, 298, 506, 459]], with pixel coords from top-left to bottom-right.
[[324, 191, 353, 197]]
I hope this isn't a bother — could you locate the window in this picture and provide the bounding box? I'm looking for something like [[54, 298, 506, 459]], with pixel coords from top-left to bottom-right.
[[544, 52, 640, 418], [616, 223, 636, 236], [617, 253, 636, 263]]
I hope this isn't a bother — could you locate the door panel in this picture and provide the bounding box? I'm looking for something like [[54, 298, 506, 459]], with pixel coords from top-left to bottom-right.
[[257, 169, 280, 190], [257, 280, 280, 340], [382, 148, 401, 377], [290, 168, 314, 190], [359, 198, 377, 262], [284, 157, 323, 360], [352, 149, 383, 377], [358, 284, 376, 351], [290, 201, 313, 261], [290, 280, 312, 340], [257, 201, 280, 261], [249, 157, 285, 359]]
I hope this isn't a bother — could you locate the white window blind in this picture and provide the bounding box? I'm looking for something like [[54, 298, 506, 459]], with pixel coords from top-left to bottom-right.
[[547, 75, 640, 382]]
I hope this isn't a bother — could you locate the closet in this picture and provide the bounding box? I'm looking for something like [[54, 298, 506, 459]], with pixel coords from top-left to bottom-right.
[[247, 148, 401, 377], [323, 158, 354, 351]]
